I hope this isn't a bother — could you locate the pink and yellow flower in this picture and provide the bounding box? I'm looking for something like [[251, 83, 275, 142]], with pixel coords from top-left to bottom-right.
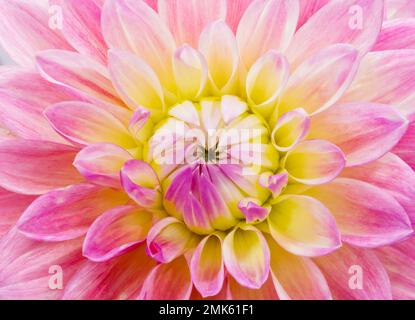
[[0, 0, 415, 300]]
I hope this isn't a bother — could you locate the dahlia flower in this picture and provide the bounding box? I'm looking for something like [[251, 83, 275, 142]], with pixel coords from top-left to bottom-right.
[[0, 0, 415, 300]]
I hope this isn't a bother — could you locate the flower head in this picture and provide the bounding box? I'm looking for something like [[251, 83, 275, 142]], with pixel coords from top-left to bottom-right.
[[0, 0, 415, 300]]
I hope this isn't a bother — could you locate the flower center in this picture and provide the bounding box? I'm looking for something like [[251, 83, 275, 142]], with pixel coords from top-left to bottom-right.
[[143, 96, 279, 234]]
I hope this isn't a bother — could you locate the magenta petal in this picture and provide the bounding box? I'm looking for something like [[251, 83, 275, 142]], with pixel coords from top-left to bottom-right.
[[0, 139, 82, 195], [83, 206, 152, 262], [74, 143, 133, 188], [139, 257, 193, 300], [376, 236, 415, 300], [315, 244, 392, 300], [0, 188, 36, 237], [0, 228, 83, 300], [306, 178, 413, 248], [63, 245, 156, 300], [238, 198, 270, 223], [120, 160, 162, 209], [17, 183, 128, 241]]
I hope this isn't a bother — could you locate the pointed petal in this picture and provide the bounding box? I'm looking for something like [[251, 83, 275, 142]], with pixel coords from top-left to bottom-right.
[[191, 234, 225, 298], [223, 226, 270, 289], [309, 102, 408, 167], [45, 102, 135, 148], [342, 153, 415, 225], [315, 244, 392, 300], [199, 20, 239, 95], [74, 143, 133, 188], [83, 206, 152, 262], [228, 274, 278, 300], [108, 49, 165, 117], [259, 172, 288, 198], [36, 50, 123, 106], [283, 140, 346, 185], [0, 0, 72, 67], [246, 51, 290, 118], [287, 0, 384, 68], [268, 195, 341, 257], [146, 217, 197, 263], [373, 19, 415, 51], [280, 44, 359, 116], [50, 0, 107, 63], [341, 50, 415, 116], [17, 184, 128, 241], [306, 178, 413, 248], [375, 236, 415, 300], [158, 0, 226, 47], [266, 235, 332, 300], [63, 245, 156, 300], [139, 257, 193, 300], [0, 70, 79, 143], [237, 0, 300, 68], [173, 45, 208, 100], [0, 140, 82, 195], [226, 0, 254, 32], [0, 228, 83, 299], [297, 0, 329, 29], [102, 0, 176, 94], [0, 188, 36, 237], [238, 198, 270, 224], [271, 108, 310, 152], [120, 160, 162, 209]]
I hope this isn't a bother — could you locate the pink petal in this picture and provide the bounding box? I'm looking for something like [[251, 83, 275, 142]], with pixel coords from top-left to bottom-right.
[[0, 0, 72, 66], [191, 234, 225, 298], [315, 244, 392, 300], [74, 143, 133, 188], [139, 257, 193, 300], [246, 51, 290, 118], [259, 172, 289, 198], [385, 0, 415, 19], [223, 226, 270, 289], [283, 140, 346, 185], [375, 236, 415, 300], [50, 0, 107, 63], [0, 228, 83, 299], [237, 0, 300, 69], [36, 50, 123, 107], [266, 235, 332, 300], [341, 50, 415, 116], [0, 69, 79, 143], [309, 102, 408, 167], [342, 153, 415, 226], [159, 0, 226, 47], [271, 108, 310, 152], [287, 0, 384, 68], [199, 20, 239, 95], [108, 49, 165, 117], [373, 19, 415, 51], [280, 44, 359, 116], [306, 178, 413, 248], [226, 0, 254, 32], [102, 0, 176, 94], [0, 188, 36, 237], [83, 206, 152, 262], [297, 0, 329, 29], [228, 275, 279, 300], [268, 195, 341, 257], [120, 160, 162, 209], [17, 183, 128, 241], [173, 45, 208, 100], [393, 114, 415, 170], [45, 102, 135, 148], [238, 198, 270, 224], [146, 217, 197, 264], [0, 139, 82, 195], [63, 245, 156, 300]]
